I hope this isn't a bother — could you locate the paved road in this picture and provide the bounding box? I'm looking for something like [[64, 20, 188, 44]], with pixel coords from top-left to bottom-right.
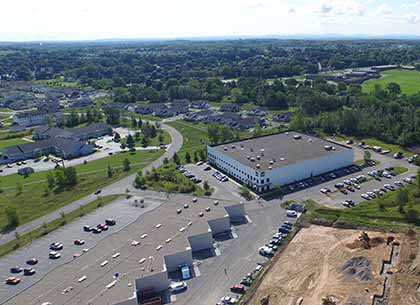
[[0, 123, 183, 246]]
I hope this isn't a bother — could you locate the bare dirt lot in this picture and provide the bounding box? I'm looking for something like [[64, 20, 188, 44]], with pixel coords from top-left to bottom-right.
[[247, 225, 419, 305]]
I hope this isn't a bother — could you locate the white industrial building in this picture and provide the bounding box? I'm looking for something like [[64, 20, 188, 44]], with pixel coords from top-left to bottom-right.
[[114, 199, 246, 305], [207, 131, 354, 193]]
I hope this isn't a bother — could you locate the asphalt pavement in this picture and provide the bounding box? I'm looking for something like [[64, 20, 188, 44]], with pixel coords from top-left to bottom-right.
[[0, 123, 183, 246]]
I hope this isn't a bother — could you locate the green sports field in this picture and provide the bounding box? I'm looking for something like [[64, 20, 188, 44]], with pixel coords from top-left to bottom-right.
[[362, 69, 420, 95]]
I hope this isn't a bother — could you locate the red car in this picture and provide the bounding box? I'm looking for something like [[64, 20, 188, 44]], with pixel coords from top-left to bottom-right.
[[6, 277, 21, 285], [230, 284, 245, 294], [74, 239, 85, 245], [97, 224, 108, 230], [26, 258, 38, 265]]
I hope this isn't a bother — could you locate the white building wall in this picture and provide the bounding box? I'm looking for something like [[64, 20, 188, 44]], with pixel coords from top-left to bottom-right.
[[134, 270, 169, 294], [208, 216, 231, 235], [164, 248, 193, 272], [267, 149, 354, 186], [188, 230, 213, 252]]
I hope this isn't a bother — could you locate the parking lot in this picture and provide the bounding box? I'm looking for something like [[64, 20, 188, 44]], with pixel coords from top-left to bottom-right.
[[0, 196, 164, 304]]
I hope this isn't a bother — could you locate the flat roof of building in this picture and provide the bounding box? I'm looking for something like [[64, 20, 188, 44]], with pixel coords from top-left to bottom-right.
[[211, 131, 351, 171]]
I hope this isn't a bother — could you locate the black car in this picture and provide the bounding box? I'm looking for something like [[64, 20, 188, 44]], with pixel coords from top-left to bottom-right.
[[10, 266, 22, 273], [26, 258, 38, 265], [240, 276, 252, 286], [83, 225, 93, 232], [105, 219, 116, 226], [94, 189, 102, 195], [278, 227, 289, 234], [23, 268, 36, 276]]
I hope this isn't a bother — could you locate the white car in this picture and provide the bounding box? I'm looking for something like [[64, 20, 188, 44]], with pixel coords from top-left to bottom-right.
[[353, 184, 361, 189], [286, 210, 298, 217], [220, 296, 237, 304], [394, 181, 403, 186], [367, 192, 376, 198], [361, 194, 371, 200], [320, 188, 329, 194], [255, 264, 263, 272], [196, 161, 204, 166], [259, 246, 273, 256], [384, 184, 395, 191], [403, 177, 413, 184], [169, 281, 187, 292], [49, 251, 61, 259], [131, 240, 140, 246]]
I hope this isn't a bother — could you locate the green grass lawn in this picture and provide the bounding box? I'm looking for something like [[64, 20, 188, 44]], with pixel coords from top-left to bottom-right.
[[0, 149, 164, 229], [0, 137, 30, 153], [301, 184, 420, 231], [167, 121, 209, 161], [362, 69, 420, 95]]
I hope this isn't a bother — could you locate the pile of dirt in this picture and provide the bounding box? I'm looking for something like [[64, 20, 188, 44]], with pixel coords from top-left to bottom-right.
[[341, 256, 373, 283]]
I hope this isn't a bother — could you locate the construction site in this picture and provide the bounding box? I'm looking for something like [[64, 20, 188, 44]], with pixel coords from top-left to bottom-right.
[[247, 225, 420, 305]]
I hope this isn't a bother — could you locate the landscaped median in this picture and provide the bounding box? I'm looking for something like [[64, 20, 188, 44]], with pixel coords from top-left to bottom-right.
[[0, 195, 120, 258], [299, 183, 420, 231]]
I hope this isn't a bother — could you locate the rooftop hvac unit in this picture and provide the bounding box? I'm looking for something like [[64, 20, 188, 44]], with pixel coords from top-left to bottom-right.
[[324, 145, 332, 151], [231, 145, 235, 149], [308, 138, 313, 142], [250, 147, 254, 152], [293, 135, 301, 140], [269, 160, 274, 165], [268, 166, 273, 170], [257, 155, 260, 160], [256, 164, 260, 169], [246, 155, 250, 159], [224, 146, 228, 151], [332, 146, 336, 150], [250, 157, 255, 162], [280, 157, 285, 161]]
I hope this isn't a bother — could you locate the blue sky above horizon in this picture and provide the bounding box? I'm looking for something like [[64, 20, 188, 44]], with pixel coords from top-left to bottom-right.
[[1, 0, 420, 41]]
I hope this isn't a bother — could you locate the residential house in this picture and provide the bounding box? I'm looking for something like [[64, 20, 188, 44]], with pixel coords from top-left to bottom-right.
[[272, 112, 293, 123], [220, 103, 240, 113], [190, 100, 210, 110], [13, 110, 49, 127]]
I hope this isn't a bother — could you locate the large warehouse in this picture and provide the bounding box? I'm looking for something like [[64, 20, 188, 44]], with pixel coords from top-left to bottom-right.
[[207, 131, 354, 193]]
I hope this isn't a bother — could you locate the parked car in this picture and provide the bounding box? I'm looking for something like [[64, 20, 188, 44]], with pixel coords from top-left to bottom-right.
[[92, 227, 102, 234], [394, 181, 403, 186], [26, 258, 38, 265], [5, 277, 20, 285], [196, 161, 204, 166], [23, 268, 36, 276], [361, 194, 371, 200], [219, 296, 237, 305], [10, 266, 23, 273], [49, 242, 63, 251], [74, 239, 85, 245], [83, 225, 93, 232], [203, 166, 211, 171], [320, 188, 330, 194], [169, 281, 187, 292], [105, 219, 116, 226], [384, 184, 395, 191], [403, 177, 413, 184], [230, 284, 246, 294], [49, 251, 61, 259], [180, 264, 191, 280], [286, 210, 298, 217], [259, 246, 273, 256], [97, 224, 108, 231], [240, 275, 253, 286]]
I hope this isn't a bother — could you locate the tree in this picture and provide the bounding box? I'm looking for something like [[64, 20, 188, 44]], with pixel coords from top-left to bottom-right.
[[396, 188, 409, 213], [386, 82, 401, 95], [158, 133, 164, 143], [141, 135, 149, 147], [123, 158, 131, 171], [16, 182, 23, 195], [5, 206, 19, 228], [185, 152, 191, 163], [126, 134, 135, 150], [131, 116, 138, 129], [107, 165, 113, 178], [254, 123, 262, 136], [363, 150, 371, 163], [47, 172, 55, 189], [64, 167, 78, 186], [113, 132, 121, 142], [416, 169, 420, 193], [173, 153, 181, 165], [60, 211, 67, 225], [134, 175, 146, 189], [406, 209, 419, 224], [193, 151, 199, 163]]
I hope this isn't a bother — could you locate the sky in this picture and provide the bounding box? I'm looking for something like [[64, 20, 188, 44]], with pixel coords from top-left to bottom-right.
[[1, 0, 420, 41]]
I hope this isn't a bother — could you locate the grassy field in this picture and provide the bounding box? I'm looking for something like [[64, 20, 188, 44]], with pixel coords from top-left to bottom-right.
[[0, 149, 164, 229], [36, 78, 83, 88], [301, 184, 420, 231], [0, 137, 30, 153], [0, 195, 120, 258], [362, 69, 420, 95], [167, 121, 209, 162]]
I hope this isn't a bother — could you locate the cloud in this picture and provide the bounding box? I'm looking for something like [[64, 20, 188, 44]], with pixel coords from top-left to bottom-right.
[[315, 0, 366, 17], [378, 4, 393, 15], [405, 13, 420, 24]]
